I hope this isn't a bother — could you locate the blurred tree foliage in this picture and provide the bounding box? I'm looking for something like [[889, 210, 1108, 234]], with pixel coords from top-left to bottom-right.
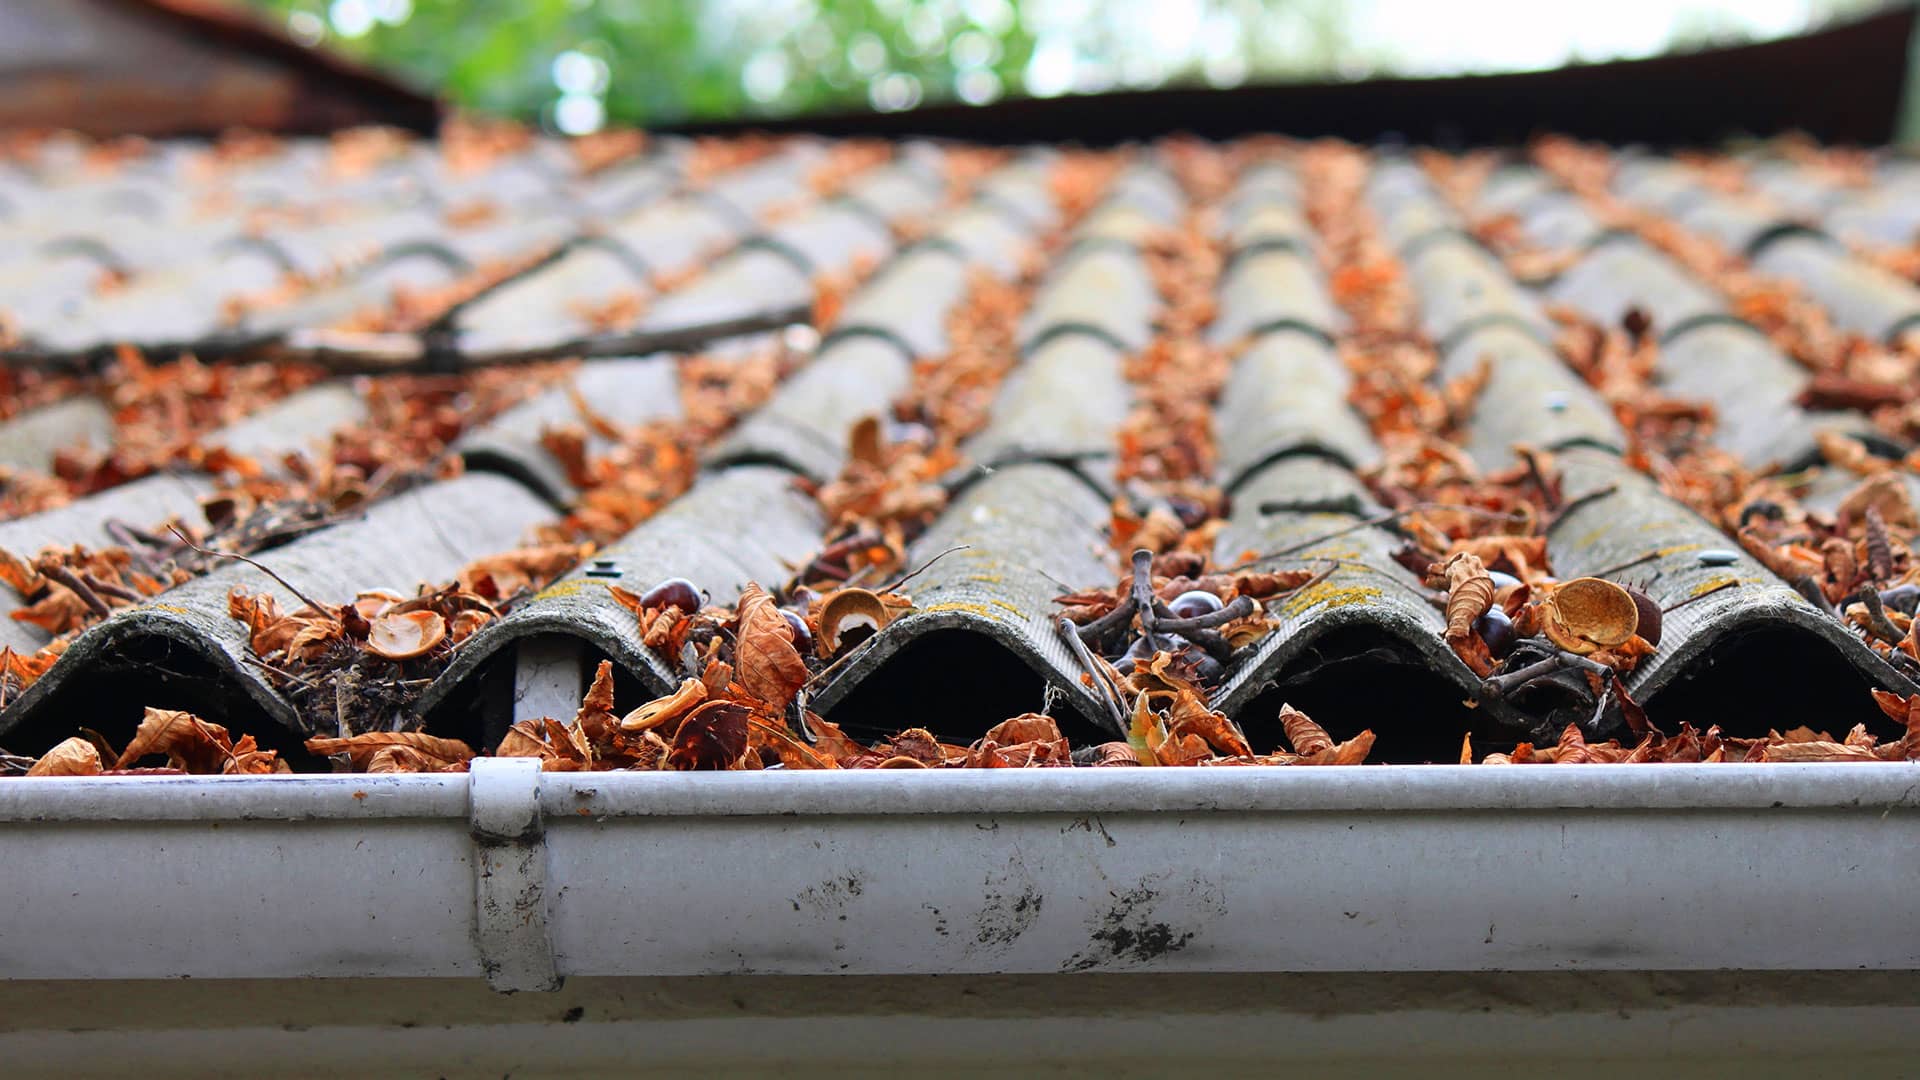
[[244, 0, 1355, 129]]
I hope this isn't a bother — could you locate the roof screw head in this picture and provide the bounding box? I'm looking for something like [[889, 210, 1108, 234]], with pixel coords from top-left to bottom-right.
[[1696, 549, 1739, 567], [1543, 391, 1570, 413], [584, 559, 623, 579]]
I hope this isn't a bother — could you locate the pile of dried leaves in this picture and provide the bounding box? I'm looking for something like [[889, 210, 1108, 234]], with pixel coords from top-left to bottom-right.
[[1475, 688, 1920, 764], [2, 348, 326, 518], [226, 541, 588, 735], [19, 706, 290, 777]]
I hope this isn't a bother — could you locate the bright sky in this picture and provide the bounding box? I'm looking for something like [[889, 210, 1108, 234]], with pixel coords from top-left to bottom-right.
[[1346, 0, 1830, 75]]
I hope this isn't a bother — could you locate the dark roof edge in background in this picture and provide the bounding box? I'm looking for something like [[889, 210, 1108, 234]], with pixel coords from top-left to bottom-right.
[[666, 4, 1917, 148], [103, 0, 441, 134]]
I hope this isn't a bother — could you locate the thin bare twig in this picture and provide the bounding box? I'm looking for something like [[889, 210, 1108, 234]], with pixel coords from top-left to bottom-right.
[[1237, 502, 1528, 568], [34, 560, 111, 620], [80, 573, 146, 605], [1661, 579, 1736, 613], [1057, 616, 1130, 737], [167, 524, 329, 614], [878, 544, 972, 595]]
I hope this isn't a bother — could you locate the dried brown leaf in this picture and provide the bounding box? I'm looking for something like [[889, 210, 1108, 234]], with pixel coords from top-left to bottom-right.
[[666, 700, 752, 770], [620, 678, 707, 733], [734, 583, 807, 711], [27, 736, 102, 777], [1278, 703, 1333, 757], [748, 717, 838, 769], [304, 731, 476, 771], [116, 708, 233, 773]]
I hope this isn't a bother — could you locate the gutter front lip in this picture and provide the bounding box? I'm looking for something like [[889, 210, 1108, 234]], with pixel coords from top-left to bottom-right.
[[4, 762, 1918, 824], [6, 762, 1918, 989]]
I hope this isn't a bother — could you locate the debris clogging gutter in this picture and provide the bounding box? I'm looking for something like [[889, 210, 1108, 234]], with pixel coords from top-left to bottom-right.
[[4, 760, 1917, 991]]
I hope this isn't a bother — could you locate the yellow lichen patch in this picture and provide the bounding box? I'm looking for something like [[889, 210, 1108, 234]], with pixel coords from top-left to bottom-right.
[[532, 579, 594, 602], [1655, 542, 1703, 558], [921, 600, 998, 620], [988, 598, 1023, 618], [139, 603, 191, 615], [1689, 575, 1739, 597], [967, 573, 1004, 584], [1283, 545, 1362, 564], [1277, 579, 1384, 619]]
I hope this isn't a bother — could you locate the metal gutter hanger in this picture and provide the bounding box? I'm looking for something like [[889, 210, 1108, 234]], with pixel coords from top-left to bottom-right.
[[469, 757, 561, 992]]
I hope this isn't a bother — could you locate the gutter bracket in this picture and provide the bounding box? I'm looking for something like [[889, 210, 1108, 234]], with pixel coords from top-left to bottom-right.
[[469, 756, 562, 993]]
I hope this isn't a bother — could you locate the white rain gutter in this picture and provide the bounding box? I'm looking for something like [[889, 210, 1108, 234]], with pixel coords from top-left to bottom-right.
[[4, 759, 1919, 989]]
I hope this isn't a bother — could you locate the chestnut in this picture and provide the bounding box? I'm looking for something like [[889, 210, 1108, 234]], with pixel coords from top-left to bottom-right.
[[640, 577, 701, 613]]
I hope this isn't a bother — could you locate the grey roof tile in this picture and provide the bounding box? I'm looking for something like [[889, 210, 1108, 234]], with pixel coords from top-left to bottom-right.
[[1216, 330, 1375, 488], [418, 465, 823, 718], [1543, 237, 1725, 334], [1753, 233, 1920, 342], [704, 335, 911, 483], [1443, 322, 1623, 468], [456, 357, 682, 506], [833, 247, 971, 357], [0, 473, 555, 747], [1212, 247, 1339, 344], [1406, 234, 1553, 347], [806, 461, 1114, 736], [964, 333, 1129, 477], [1209, 454, 1490, 758], [1548, 447, 1916, 727], [1018, 246, 1160, 353], [0, 397, 113, 474], [1659, 322, 1880, 470]]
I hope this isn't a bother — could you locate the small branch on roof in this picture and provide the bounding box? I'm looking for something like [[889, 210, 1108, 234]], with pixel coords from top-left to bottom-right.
[[167, 525, 329, 614], [1057, 615, 1130, 736], [1238, 502, 1528, 566], [1480, 650, 1612, 701], [281, 302, 814, 375], [877, 545, 972, 595], [33, 559, 112, 621]]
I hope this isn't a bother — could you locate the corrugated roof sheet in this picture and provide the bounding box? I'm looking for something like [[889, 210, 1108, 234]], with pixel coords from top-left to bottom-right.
[[7, 128, 1920, 771]]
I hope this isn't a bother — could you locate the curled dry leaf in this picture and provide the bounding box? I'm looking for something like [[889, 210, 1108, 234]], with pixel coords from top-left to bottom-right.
[[983, 713, 1065, 746], [305, 732, 475, 772], [574, 659, 618, 745], [734, 583, 807, 712], [620, 678, 707, 733], [115, 707, 283, 774], [1278, 704, 1333, 757], [353, 589, 407, 620], [365, 610, 448, 661], [27, 736, 103, 777], [365, 745, 468, 773], [1539, 577, 1640, 655], [666, 699, 752, 771], [1167, 689, 1252, 757], [1432, 552, 1496, 676], [748, 717, 838, 769], [1088, 741, 1144, 766], [117, 708, 231, 773]]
